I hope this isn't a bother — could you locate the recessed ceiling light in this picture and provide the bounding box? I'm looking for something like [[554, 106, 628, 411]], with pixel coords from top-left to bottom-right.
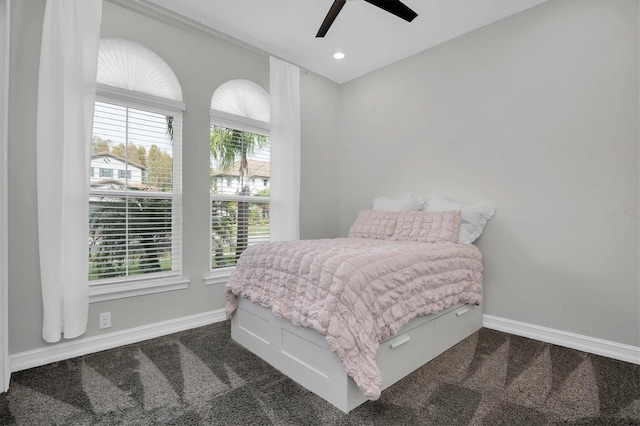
[[333, 51, 345, 60]]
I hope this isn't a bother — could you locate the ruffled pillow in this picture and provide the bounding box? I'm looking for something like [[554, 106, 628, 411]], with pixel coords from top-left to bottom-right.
[[390, 210, 461, 243], [348, 210, 398, 239], [426, 195, 494, 244]]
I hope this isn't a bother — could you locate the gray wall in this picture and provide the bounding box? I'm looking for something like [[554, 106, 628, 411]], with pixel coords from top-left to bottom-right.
[[300, 70, 342, 239], [7, 0, 341, 354], [338, 0, 639, 346]]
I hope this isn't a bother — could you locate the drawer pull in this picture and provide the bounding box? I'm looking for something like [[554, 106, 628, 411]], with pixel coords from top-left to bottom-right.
[[390, 335, 411, 349], [456, 308, 470, 316]]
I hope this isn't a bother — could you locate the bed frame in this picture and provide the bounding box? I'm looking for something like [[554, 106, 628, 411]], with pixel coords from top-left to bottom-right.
[[231, 297, 482, 413]]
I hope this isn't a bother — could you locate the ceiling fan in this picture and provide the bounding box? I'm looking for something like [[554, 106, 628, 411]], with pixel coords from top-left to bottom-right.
[[316, 0, 418, 38]]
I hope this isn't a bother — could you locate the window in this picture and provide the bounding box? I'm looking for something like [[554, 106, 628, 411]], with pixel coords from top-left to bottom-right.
[[210, 80, 270, 270], [210, 125, 270, 269], [88, 38, 185, 297], [99, 168, 112, 178], [89, 101, 181, 282], [118, 169, 132, 180]]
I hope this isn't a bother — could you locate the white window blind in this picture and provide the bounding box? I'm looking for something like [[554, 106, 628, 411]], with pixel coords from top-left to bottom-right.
[[89, 100, 182, 282], [210, 121, 270, 269]]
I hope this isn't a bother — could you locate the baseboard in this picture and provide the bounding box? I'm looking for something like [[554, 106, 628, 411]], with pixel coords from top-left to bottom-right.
[[10, 308, 227, 373], [10, 311, 638, 375], [483, 314, 640, 365]]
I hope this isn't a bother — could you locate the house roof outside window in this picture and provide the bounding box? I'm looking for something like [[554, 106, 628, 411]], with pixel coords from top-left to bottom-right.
[[211, 159, 270, 179], [91, 151, 146, 171]]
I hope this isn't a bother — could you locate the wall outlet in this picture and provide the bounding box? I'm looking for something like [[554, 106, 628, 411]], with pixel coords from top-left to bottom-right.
[[99, 312, 111, 329]]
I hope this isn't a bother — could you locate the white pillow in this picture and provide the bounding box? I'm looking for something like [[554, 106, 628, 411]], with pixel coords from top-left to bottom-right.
[[372, 195, 425, 211], [426, 195, 494, 244]]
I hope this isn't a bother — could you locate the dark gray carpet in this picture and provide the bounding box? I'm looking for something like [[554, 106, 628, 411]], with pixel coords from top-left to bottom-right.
[[1, 322, 638, 425]]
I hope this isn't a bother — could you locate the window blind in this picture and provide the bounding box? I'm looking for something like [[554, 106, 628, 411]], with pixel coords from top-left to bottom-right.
[[210, 124, 270, 269], [89, 100, 182, 282]]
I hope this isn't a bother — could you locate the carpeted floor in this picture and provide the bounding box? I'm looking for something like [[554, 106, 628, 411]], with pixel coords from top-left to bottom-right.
[[0, 321, 638, 425]]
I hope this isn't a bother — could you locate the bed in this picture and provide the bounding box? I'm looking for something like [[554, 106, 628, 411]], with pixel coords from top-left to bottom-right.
[[225, 207, 487, 413]]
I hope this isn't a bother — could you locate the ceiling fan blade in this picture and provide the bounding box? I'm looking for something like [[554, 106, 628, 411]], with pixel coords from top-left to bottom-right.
[[316, 0, 347, 37], [363, 0, 418, 22]]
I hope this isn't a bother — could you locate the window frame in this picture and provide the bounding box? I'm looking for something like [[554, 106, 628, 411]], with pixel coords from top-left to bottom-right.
[[205, 109, 270, 286], [88, 85, 188, 302]]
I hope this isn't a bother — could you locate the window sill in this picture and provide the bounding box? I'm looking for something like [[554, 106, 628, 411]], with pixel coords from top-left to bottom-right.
[[89, 276, 190, 303], [203, 266, 235, 286]]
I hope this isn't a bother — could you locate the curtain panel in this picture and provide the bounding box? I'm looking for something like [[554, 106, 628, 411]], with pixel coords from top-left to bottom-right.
[[36, 0, 102, 343], [269, 57, 301, 242]]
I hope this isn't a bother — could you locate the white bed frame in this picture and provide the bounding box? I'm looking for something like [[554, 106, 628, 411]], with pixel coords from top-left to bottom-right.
[[231, 297, 482, 413]]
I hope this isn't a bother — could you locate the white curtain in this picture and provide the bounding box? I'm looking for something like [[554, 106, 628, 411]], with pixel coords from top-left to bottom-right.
[[37, 0, 102, 343], [269, 57, 300, 242]]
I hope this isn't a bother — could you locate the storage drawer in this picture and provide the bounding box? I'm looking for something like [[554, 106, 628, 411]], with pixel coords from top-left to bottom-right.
[[433, 304, 482, 356], [236, 302, 271, 345], [377, 320, 435, 389]]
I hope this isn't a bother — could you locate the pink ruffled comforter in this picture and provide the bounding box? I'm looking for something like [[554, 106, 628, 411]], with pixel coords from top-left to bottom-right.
[[225, 238, 483, 400]]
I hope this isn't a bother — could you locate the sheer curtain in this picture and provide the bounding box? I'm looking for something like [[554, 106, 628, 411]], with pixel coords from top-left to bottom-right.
[[269, 57, 300, 242], [36, 0, 102, 343]]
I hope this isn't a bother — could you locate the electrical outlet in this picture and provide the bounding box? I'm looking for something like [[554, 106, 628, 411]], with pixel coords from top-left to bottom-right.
[[99, 312, 111, 329]]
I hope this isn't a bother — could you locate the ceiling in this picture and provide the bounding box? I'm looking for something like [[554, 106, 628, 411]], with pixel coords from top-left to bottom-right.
[[144, 0, 547, 84]]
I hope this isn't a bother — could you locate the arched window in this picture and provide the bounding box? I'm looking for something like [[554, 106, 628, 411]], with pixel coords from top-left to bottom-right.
[[96, 38, 182, 102], [209, 80, 270, 271], [88, 38, 186, 298], [210, 79, 269, 122]]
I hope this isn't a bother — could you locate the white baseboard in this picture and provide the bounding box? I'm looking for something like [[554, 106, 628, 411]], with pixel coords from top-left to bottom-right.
[[483, 314, 640, 365], [9, 311, 638, 376], [10, 309, 227, 373]]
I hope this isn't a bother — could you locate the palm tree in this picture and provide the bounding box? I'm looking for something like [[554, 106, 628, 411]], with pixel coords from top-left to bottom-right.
[[210, 128, 268, 189], [210, 200, 235, 267], [210, 127, 269, 260]]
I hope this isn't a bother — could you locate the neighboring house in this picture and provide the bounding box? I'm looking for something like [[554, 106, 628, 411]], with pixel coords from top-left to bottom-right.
[[211, 159, 270, 196], [90, 152, 146, 189]]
